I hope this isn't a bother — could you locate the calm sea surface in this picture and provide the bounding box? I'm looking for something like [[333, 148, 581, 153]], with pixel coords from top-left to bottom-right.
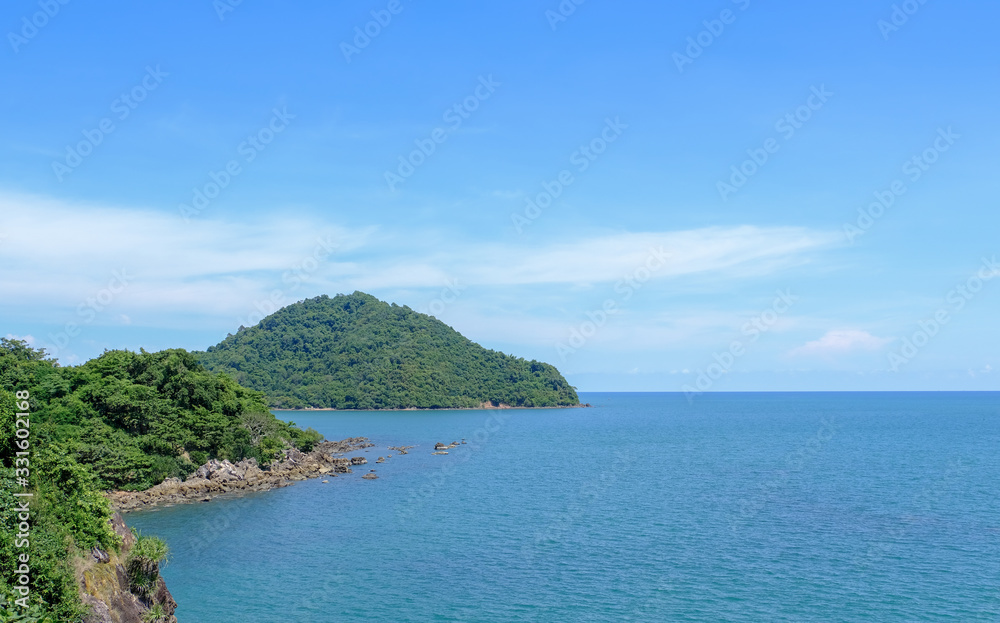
[[128, 392, 1000, 622]]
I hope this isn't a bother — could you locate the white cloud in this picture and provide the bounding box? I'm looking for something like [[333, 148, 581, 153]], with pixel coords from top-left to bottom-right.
[[788, 329, 893, 357], [342, 226, 839, 290], [4, 334, 35, 345], [0, 192, 839, 328], [0, 192, 371, 318], [968, 364, 994, 378]]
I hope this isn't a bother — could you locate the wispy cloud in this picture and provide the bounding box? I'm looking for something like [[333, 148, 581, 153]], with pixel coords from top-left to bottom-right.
[[788, 329, 893, 358], [342, 226, 840, 290], [0, 192, 839, 328], [967, 364, 993, 378], [0, 192, 369, 317]]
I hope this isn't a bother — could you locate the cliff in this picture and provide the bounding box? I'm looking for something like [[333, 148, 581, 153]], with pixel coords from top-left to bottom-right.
[[77, 514, 177, 623]]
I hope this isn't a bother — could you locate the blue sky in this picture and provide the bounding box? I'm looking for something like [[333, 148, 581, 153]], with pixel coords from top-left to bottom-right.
[[1, 0, 998, 391]]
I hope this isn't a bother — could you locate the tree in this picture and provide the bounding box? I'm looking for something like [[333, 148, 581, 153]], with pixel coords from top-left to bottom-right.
[[240, 411, 276, 445]]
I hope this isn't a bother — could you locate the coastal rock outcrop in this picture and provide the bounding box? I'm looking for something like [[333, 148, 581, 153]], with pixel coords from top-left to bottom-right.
[[193, 458, 262, 482], [110, 437, 376, 512], [329, 457, 353, 473]]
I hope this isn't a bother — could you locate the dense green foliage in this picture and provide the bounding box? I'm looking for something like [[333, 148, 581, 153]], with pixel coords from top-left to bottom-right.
[[196, 292, 580, 409], [0, 339, 321, 620], [3, 345, 320, 490], [0, 598, 56, 622], [0, 397, 101, 621]]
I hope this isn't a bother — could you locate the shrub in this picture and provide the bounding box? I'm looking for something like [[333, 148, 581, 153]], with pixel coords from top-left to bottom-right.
[[257, 436, 284, 465], [188, 450, 208, 466], [0, 599, 56, 622], [126, 532, 169, 597]]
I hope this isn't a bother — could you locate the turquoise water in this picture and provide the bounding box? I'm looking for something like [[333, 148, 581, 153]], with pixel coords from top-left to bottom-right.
[[128, 392, 1000, 621]]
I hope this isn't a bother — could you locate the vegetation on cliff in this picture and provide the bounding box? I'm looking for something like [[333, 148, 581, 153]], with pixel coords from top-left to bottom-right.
[[196, 292, 579, 409], [0, 339, 320, 620], [124, 531, 169, 599]]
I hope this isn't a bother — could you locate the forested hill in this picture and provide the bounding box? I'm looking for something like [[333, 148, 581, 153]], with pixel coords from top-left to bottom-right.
[[195, 292, 579, 409]]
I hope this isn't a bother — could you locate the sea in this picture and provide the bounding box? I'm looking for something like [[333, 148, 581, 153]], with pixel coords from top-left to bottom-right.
[[127, 392, 1000, 622]]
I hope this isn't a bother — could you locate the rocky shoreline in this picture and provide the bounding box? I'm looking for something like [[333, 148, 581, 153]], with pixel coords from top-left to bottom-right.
[[109, 437, 377, 512]]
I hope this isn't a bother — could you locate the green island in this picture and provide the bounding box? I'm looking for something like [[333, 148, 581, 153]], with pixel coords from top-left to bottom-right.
[[0, 293, 579, 621], [196, 292, 579, 409]]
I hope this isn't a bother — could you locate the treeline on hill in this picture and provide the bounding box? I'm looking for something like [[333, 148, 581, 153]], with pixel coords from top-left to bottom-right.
[[0, 339, 321, 620], [196, 292, 580, 409]]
